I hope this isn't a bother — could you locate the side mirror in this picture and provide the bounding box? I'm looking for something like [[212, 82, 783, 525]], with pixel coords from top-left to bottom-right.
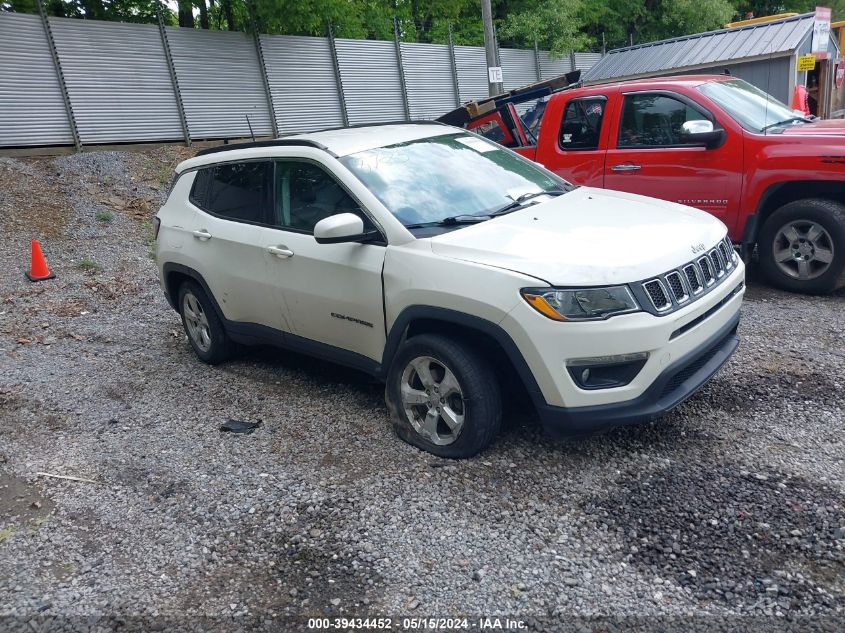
[[314, 213, 377, 245], [680, 120, 725, 148]]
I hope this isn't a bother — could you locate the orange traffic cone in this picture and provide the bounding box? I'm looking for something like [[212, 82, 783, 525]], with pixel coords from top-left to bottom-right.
[[26, 240, 55, 282]]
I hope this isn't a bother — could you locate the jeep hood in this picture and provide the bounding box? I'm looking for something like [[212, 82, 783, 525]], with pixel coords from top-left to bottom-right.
[[429, 187, 727, 286]]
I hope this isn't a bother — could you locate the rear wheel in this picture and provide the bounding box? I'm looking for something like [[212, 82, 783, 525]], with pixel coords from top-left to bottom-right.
[[758, 199, 845, 294], [178, 281, 232, 364], [385, 334, 502, 459]]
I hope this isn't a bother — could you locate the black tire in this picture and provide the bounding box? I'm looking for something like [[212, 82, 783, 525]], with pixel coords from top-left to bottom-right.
[[385, 333, 502, 459], [758, 198, 845, 294], [177, 280, 232, 364]]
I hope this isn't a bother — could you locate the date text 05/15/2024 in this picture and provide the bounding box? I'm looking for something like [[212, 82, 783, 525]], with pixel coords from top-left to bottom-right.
[[307, 617, 527, 630]]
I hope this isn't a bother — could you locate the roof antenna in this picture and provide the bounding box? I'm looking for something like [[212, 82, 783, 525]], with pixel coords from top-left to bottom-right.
[[763, 39, 773, 133], [245, 115, 256, 142]]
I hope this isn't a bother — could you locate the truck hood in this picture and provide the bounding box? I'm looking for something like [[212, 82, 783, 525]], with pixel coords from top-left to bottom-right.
[[429, 187, 727, 286], [780, 119, 845, 137]]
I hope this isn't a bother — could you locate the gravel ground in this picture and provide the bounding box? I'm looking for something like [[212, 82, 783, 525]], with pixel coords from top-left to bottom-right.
[[0, 149, 843, 632]]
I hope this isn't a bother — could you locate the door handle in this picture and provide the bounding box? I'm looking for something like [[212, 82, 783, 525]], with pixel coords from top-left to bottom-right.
[[611, 163, 641, 172], [192, 229, 212, 240], [267, 245, 294, 258]]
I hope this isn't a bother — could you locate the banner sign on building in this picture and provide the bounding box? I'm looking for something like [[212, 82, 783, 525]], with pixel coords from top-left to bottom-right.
[[812, 6, 832, 58]]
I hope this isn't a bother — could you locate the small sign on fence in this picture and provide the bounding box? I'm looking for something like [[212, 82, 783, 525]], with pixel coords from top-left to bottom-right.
[[487, 66, 503, 83]]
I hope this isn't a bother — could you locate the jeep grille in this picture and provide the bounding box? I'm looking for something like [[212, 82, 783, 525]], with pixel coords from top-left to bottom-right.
[[640, 237, 737, 315], [643, 279, 671, 311]]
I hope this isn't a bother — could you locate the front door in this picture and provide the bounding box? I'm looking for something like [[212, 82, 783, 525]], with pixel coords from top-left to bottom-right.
[[603, 91, 743, 227], [535, 93, 610, 187], [265, 160, 387, 362]]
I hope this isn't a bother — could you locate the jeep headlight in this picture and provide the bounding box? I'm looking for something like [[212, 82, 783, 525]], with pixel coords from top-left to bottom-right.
[[521, 286, 640, 321]]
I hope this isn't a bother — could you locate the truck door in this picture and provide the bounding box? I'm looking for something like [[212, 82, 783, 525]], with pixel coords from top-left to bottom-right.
[[534, 93, 611, 187], [603, 90, 742, 227]]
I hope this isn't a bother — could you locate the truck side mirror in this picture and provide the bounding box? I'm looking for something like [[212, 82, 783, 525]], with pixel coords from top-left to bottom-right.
[[680, 120, 725, 149]]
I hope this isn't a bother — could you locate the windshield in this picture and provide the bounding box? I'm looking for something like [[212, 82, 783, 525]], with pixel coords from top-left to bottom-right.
[[699, 79, 806, 133], [339, 132, 570, 227]]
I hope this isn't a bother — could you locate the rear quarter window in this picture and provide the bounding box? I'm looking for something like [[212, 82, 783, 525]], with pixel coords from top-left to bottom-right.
[[189, 161, 272, 225]]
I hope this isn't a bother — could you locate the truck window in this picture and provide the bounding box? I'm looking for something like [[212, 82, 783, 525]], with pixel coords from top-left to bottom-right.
[[558, 97, 606, 150], [618, 94, 707, 148]]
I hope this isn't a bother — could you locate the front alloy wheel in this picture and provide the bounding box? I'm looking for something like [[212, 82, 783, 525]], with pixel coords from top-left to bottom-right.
[[400, 356, 466, 446], [386, 333, 502, 459], [772, 220, 834, 281], [758, 199, 845, 294]]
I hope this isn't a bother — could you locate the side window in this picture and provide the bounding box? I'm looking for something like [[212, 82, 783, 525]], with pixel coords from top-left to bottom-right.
[[618, 94, 707, 148], [273, 162, 374, 234], [190, 161, 272, 224], [558, 97, 606, 150], [473, 119, 509, 145]]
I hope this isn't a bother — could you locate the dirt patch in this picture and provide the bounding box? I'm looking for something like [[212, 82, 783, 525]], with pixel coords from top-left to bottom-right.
[[0, 471, 55, 531], [587, 458, 845, 611], [714, 368, 844, 413], [172, 504, 383, 619], [0, 157, 72, 238]]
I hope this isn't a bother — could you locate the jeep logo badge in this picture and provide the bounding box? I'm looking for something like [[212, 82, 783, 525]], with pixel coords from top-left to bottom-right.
[[691, 242, 706, 254]]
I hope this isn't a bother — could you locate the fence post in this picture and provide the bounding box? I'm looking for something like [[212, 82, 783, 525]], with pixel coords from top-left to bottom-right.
[[253, 32, 279, 137], [37, 0, 81, 151], [570, 51, 577, 73], [327, 22, 349, 127], [248, 2, 278, 138], [393, 16, 411, 121], [157, 12, 191, 146], [447, 22, 461, 107], [534, 40, 542, 81]]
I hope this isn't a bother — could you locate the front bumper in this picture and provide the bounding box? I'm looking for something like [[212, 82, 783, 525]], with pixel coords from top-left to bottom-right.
[[537, 310, 740, 436]]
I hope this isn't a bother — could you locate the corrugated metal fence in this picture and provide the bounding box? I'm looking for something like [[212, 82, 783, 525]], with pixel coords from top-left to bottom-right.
[[0, 12, 601, 149]]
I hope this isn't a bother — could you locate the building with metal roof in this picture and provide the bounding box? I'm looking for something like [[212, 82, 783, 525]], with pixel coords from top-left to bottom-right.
[[583, 12, 842, 118]]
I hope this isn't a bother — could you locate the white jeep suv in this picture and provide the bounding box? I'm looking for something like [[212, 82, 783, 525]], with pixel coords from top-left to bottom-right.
[[155, 123, 744, 458]]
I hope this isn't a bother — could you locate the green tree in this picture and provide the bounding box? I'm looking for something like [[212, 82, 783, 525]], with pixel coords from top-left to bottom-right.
[[734, 0, 845, 20], [497, 0, 589, 56]]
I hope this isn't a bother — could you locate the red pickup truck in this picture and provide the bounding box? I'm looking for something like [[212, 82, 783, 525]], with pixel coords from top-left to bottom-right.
[[439, 74, 845, 294]]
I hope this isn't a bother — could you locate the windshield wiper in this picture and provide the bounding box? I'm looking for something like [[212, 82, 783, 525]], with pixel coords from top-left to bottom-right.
[[404, 214, 491, 229], [489, 189, 567, 217], [760, 117, 811, 132]]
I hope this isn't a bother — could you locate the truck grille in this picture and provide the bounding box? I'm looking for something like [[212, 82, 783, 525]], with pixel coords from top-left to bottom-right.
[[640, 237, 737, 314]]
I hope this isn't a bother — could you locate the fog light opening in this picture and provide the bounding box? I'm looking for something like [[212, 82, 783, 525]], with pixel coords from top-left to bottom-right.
[[567, 352, 649, 390]]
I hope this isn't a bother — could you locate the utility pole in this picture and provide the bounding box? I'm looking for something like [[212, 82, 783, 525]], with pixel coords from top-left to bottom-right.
[[481, 0, 503, 96]]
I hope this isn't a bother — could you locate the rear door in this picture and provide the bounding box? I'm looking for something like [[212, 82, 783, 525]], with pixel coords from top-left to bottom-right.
[[603, 90, 743, 226], [534, 92, 613, 186], [186, 161, 290, 333]]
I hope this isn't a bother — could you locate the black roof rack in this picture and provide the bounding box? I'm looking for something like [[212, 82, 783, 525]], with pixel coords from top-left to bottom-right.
[[195, 138, 335, 157], [194, 121, 451, 158]]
